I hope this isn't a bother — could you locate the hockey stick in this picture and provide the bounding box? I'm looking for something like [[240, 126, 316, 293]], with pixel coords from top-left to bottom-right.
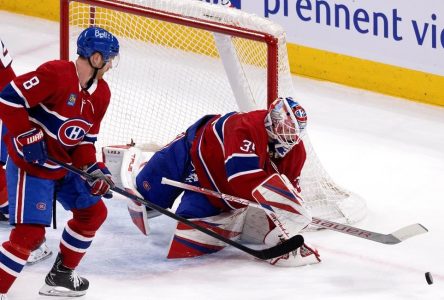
[[47, 156, 304, 260], [161, 178, 428, 245]]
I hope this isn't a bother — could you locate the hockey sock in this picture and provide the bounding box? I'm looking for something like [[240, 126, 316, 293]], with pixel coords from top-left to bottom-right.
[[59, 200, 107, 269], [0, 224, 45, 293]]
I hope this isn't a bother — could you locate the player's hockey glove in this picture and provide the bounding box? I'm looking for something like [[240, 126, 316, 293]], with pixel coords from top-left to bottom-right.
[[16, 128, 47, 165], [84, 162, 115, 198]]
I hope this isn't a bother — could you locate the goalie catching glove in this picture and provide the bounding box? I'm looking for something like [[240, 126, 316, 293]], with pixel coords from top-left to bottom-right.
[[252, 173, 320, 267], [83, 162, 115, 198]]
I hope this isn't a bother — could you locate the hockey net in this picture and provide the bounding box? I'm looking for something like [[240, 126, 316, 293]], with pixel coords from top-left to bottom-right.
[[61, 0, 366, 225]]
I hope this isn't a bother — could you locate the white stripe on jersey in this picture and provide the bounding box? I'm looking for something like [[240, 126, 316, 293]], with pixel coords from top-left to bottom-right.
[[39, 103, 68, 121], [14, 167, 26, 224], [60, 239, 88, 254], [0, 96, 23, 108], [227, 168, 262, 182], [65, 225, 94, 242], [28, 117, 58, 140], [224, 152, 259, 164]]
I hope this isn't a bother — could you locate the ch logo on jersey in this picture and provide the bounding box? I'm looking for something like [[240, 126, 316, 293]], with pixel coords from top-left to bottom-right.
[[142, 181, 151, 191], [58, 119, 92, 147], [36, 202, 47, 211]]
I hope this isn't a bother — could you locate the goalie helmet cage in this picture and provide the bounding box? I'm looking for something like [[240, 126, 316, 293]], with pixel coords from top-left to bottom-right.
[[60, 0, 366, 225]]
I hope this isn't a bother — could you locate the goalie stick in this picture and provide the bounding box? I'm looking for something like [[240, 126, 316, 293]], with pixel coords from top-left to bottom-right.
[[161, 178, 428, 245], [47, 156, 304, 260]]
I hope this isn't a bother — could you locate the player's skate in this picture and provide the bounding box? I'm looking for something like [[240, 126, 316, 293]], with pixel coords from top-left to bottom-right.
[[39, 254, 89, 297], [0, 293, 8, 300], [27, 240, 53, 265]]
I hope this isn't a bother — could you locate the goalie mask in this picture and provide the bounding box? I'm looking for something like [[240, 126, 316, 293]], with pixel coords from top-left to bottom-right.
[[265, 97, 307, 157]]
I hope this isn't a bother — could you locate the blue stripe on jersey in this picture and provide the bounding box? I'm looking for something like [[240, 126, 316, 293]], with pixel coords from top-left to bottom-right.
[[213, 112, 236, 144], [0, 251, 26, 273], [28, 105, 66, 134], [225, 154, 260, 180], [83, 134, 97, 144], [62, 229, 92, 250], [0, 84, 27, 108]]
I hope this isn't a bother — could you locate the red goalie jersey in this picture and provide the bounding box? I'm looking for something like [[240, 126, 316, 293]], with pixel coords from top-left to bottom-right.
[[0, 60, 111, 179], [190, 110, 306, 209]]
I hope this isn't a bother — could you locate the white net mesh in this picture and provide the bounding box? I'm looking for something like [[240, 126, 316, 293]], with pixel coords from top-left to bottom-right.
[[65, 0, 366, 225]]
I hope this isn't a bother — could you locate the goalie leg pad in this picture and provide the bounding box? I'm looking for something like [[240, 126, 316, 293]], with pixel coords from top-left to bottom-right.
[[167, 208, 247, 259], [126, 196, 161, 236], [240, 205, 272, 244]]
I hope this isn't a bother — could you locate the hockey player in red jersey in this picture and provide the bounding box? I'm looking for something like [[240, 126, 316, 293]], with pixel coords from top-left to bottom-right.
[[0, 37, 54, 266], [0, 38, 16, 222], [114, 97, 320, 267], [0, 27, 119, 299]]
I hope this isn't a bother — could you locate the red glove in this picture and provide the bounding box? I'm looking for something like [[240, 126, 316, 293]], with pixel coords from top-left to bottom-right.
[[84, 162, 115, 198]]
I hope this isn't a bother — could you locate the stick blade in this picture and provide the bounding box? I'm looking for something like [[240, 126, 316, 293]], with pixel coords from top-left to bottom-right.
[[257, 235, 304, 260], [387, 223, 428, 244]]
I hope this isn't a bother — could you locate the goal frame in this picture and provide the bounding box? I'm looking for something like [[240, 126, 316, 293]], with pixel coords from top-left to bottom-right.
[[59, 0, 367, 226], [59, 0, 279, 105]]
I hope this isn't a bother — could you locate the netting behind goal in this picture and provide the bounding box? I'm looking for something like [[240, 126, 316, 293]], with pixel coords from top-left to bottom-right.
[[61, 0, 366, 225]]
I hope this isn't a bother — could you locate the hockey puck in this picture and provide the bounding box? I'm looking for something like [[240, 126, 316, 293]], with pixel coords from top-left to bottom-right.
[[425, 272, 433, 285]]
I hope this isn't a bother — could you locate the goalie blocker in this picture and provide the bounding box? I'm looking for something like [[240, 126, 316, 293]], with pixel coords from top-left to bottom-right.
[[103, 145, 320, 267]]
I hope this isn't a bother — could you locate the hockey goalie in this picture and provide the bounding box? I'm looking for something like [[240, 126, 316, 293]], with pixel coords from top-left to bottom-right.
[[104, 97, 320, 266]]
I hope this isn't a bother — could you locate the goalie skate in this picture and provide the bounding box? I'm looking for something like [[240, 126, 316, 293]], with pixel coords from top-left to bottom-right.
[[27, 241, 53, 265], [39, 254, 89, 297]]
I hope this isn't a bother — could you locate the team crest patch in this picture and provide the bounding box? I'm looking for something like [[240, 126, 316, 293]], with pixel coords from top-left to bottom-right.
[[67, 93, 77, 106], [36, 202, 46, 210], [143, 181, 151, 191]]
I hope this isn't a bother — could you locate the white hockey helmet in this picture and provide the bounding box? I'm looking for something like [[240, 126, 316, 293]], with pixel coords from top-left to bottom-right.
[[265, 97, 307, 155]]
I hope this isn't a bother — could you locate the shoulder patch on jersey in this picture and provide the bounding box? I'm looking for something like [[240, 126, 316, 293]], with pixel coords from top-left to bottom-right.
[[66, 93, 77, 106]]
